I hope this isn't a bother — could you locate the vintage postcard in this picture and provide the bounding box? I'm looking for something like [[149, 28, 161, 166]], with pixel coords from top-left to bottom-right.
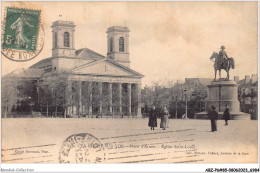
[[1, 1, 258, 167]]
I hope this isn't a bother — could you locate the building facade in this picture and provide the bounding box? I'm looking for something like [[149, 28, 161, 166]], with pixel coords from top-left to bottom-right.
[[3, 20, 143, 118]]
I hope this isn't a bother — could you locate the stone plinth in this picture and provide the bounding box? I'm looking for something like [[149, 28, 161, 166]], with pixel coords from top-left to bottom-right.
[[195, 80, 250, 120]]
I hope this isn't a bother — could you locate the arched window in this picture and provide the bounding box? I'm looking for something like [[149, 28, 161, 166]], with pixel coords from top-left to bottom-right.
[[64, 32, 70, 47], [54, 32, 57, 48], [119, 37, 124, 52], [110, 37, 113, 52]]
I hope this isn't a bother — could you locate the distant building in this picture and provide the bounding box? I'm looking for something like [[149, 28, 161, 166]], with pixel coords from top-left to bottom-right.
[[238, 74, 258, 105]]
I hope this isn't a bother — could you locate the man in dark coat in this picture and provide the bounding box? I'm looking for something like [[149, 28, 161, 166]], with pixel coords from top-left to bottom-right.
[[148, 106, 157, 130], [223, 105, 230, 126], [207, 105, 218, 132]]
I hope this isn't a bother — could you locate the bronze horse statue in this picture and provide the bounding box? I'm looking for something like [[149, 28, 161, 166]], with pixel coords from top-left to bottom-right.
[[210, 52, 235, 81]]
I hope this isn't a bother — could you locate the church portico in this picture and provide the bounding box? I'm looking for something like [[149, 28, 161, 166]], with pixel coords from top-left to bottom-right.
[[65, 79, 142, 118]]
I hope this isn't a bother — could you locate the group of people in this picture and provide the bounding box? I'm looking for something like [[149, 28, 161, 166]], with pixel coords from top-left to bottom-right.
[[148, 104, 231, 132], [207, 104, 230, 132], [148, 106, 169, 130]]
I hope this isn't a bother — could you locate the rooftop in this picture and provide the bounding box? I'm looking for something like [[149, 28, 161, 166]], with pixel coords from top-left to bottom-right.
[[51, 20, 76, 28], [76, 48, 106, 60], [3, 68, 45, 79], [107, 26, 130, 33]]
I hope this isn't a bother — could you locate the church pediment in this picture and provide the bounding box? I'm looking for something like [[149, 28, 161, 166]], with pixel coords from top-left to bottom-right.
[[70, 59, 143, 77]]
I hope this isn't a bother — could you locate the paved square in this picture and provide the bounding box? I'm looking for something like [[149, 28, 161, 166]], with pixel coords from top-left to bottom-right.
[[1, 118, 258, 163]]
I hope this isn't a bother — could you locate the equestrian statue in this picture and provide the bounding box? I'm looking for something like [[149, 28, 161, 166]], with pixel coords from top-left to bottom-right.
[[210, 46, 235, 81]]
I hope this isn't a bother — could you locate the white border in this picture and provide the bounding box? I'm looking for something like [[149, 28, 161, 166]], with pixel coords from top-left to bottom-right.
[[0, 0, 259, 172], [0, 163, 259, 172]]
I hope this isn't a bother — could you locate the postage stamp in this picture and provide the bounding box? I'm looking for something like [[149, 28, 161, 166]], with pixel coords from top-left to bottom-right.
[[1, 7, 44, 61], [59, 133, 106, 163]]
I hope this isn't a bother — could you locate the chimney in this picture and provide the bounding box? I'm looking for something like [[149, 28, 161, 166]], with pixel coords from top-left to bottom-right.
[[251, 74, 257, 84], [234, 76, 239, 83], [245, 75, 250, 84]]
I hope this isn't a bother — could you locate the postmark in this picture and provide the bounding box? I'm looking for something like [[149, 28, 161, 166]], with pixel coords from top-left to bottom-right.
[[59, 133, 106, 163], [1, 7, 44, 61]]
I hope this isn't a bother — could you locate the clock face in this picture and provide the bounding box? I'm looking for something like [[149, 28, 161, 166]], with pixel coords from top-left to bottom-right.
[[64, 50, 70, 56]]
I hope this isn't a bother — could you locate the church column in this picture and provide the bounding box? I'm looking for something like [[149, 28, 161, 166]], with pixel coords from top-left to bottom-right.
[[66, 80, 72, 118], [137, 83, 142, 117], [108, 83, 113, 116], [107, 36, 110, 55], [72, 30, 75, 49], [88, 81, 93, 118], [78, 81, 82, 118], [127, 83, 132, 116], [118, 83, 122, 116], [113, 35, 117, 53], [52, 30, 54, 50], [99, 82, 103, 117], [126, 35, 129, 53]]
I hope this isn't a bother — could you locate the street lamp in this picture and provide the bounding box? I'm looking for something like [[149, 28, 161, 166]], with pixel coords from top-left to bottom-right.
[[242, 88, 246, 107], [184, 88, 188, 119]]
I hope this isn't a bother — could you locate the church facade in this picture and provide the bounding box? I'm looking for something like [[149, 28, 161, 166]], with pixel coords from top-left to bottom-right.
[[4, 20, 143, 118]]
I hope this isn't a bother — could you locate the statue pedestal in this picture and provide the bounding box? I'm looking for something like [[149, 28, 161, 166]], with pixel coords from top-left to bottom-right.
[[195, 80, 250, 120]]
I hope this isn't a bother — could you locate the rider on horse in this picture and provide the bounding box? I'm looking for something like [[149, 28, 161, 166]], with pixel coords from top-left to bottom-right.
[[210, 46, 234, 81], [218, 45, 228, 68]]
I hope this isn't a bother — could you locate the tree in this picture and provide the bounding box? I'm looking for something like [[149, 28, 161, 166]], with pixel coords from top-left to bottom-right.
[[38, 73, 69, 117], [141, 80, 172, 117], [141, 79, 208, 119], [38, 77, 53, 117], [141, 81, 165, 109], [1, 78, 19, 118], [189, 83, 207, 112], [171, 82, 186, 118]]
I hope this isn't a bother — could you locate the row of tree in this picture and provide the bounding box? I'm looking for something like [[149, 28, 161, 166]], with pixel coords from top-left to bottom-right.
[[141, 80, 207, 118]]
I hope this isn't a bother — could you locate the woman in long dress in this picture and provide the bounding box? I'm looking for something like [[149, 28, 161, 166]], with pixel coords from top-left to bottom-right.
[[148, 106, 157, 130], [160, 106, 169, 130]]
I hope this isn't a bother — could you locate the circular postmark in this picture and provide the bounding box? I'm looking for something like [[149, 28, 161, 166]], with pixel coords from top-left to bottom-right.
[[1, 7, 44, 62], [59, 133, 106, 163]]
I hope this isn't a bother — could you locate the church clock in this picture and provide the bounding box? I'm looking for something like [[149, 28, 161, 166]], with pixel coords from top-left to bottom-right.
[[64, 50, 71, 56]]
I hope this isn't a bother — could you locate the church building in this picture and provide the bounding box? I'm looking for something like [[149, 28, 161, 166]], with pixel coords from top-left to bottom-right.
[[3, 20, 143, 118]]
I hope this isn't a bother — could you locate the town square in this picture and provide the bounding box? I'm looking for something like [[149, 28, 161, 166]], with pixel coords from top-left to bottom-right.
[[1, 1, 258, 168], [1, 118, 258, 163]]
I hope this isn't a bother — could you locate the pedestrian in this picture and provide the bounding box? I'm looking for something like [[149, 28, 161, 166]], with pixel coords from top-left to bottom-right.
[[207, 105, 218, 132], [148, 106, 157, 130], [223, 105, 230, 126], [165, 107, 170, 128], [160, 106, 169, 130]]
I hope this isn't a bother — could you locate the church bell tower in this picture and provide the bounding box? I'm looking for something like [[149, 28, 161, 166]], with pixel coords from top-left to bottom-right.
[[107, 26, 130, 68], [51, 20, 76, 57]]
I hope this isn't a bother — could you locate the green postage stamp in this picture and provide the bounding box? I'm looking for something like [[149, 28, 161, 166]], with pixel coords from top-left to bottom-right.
[[1, 7, 44, 61]]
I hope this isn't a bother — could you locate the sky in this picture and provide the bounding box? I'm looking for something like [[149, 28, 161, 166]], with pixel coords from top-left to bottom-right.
[[1, 1, 258, 86]]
